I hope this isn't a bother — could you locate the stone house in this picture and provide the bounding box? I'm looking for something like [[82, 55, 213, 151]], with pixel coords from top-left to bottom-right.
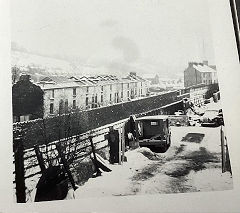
[[184, 60, 218, 88]]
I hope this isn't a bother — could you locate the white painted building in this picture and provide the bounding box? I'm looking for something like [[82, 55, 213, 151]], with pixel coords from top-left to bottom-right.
[[37, 72, 150, 117], [184, 60, 218, 88]]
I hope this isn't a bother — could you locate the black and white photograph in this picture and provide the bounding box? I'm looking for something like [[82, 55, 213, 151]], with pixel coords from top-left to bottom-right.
[[10, 0, 235, 206]]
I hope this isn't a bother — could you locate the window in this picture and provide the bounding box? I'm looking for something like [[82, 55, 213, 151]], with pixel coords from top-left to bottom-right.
[[86, 87, 89, 93], [115, 93, 119, 103], [127, 83, 130, 89], [64, 99, 68, 113], [127, 91, 129, 97], [50, 103, 54, 114], [73, 100, 76, 109], [51, 90, 54, 99], [110, 84, 112, 91], [20, 115, 30, 122], [86, 97, 89, 106], [121, 91, 123, 98], [92, 96, 95, 108], [73, 88, 76, 96], [101, 94, 103, 103], [110, 94, 112, 102], [151, 121, 158, 126], [59, 99, 64, 114], [121, 83, 124, 90], [95, 95, 97, 104], [101, 86, 104, 92]]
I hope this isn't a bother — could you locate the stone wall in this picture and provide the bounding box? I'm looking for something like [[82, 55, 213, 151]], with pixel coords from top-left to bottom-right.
[[13, 91, 189, 149]]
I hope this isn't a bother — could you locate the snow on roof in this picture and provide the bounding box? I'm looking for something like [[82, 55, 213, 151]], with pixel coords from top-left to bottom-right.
[[37, 72, 148, 90], [193, 64, 217, 73], [40, 76, 71, 83], [38, 81, 80, 90], [136, 115, 169, 121]]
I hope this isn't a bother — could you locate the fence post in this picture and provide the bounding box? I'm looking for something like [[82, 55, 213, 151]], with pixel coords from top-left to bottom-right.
[[220, 126, 226, 173], [89, 135, 102, 176], [121, 125, 125, 163], [14, 137, 26, 203], [225, 143, 232, 175], [56, 144, 78, 190], [118, 128, 122, 165], [34, 145, 46, 173]]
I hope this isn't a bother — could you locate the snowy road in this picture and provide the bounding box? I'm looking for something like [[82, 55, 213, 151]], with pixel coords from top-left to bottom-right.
[[74, 125, 233, 199]]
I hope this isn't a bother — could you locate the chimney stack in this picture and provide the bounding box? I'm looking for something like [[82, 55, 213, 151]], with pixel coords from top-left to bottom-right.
[[188, 62, 194, 67], [130, 72, 137, 76], [203, 60, 208, 66]]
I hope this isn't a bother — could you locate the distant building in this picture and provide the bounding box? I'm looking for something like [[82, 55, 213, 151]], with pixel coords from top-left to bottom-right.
[[36, 72, 150, 117], [184, 60, 218, 88], [142, 74, 160, 85]]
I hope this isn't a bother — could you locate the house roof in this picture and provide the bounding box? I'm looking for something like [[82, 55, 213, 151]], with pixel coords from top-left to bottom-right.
[[37, 72, 146, 90], [193, 64, 217, 73], [38, 81, 81, 90], [39, 75, 71, 83], [136, 115, 169, 121]]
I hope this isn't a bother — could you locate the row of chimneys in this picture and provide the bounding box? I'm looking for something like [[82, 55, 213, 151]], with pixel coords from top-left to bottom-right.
[[18, 72, 138, 82], [188, 60, 217, 70], [188, 60, 209, 67]]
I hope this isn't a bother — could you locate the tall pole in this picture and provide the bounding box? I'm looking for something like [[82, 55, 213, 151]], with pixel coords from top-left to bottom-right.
[[14, 137, 26, 203], [220, 126, 226, 173]]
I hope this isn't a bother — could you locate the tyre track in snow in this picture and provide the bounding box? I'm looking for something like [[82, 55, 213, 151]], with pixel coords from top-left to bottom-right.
[[129, 128, 224, 194]]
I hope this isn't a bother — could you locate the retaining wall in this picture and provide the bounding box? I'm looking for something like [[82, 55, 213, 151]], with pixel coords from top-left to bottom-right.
[[13, 91, 189, 149]]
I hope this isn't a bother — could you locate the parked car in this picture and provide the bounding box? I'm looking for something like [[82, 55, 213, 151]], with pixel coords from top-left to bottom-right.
[[200, 109, 224, 127], [136, 115, 171, 152], [174, 110, 184, 116]]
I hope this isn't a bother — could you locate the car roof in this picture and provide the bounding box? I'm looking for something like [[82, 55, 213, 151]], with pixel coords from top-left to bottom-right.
[[205, 109, 219, 112], [136, 115, 169, 121]]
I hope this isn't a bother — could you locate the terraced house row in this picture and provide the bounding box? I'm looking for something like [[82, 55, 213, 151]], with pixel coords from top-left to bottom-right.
[[36, 72, 150, 117]]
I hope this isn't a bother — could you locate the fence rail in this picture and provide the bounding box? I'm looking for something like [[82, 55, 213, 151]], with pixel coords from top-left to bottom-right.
[[13, 93, 192, 202], [220, 126, 232, 174], [13, 96, 189, 182], [13, 90, 190, 149]]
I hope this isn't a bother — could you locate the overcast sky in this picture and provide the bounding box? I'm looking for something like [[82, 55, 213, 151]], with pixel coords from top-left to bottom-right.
[[11, 0, 215, 77]]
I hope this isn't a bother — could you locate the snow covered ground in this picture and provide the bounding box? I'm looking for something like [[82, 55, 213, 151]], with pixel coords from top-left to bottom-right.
[[73, 124, 233, 199], [17, 99, 232, 202]]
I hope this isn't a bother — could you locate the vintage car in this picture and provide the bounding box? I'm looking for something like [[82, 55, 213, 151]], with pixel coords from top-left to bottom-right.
[[200, 109, 224, 127], [136, 115, 171, 152]]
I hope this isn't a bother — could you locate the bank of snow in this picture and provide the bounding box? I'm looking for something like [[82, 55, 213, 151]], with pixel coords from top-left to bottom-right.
[[74, 148, 152, 198]]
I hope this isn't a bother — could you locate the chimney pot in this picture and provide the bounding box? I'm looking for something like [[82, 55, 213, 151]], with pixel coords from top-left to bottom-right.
[[203, 60, 208, 65], [130, 72, 137, 76]]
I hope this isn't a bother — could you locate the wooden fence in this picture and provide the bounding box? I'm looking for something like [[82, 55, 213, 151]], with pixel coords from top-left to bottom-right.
[[220, 126, 232, 174], [13, 97, 189, 202]]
